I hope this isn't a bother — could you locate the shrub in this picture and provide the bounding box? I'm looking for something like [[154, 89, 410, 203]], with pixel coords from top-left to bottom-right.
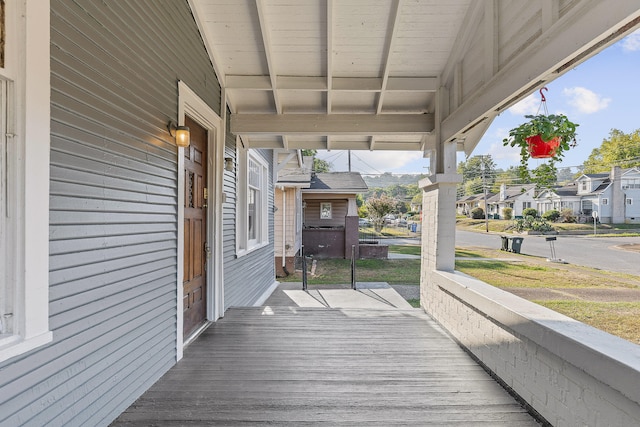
[[502, 207, 513, 220], [514, 215, 554, 233], [522, 208, 538, 218], [542, 209, 560, 222], [560, 208, 576, 223], [471, 207, 485, 219]]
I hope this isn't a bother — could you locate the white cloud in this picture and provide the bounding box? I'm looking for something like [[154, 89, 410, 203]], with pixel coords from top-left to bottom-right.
[[487, 141, 521, 164], [621, 29, 640, 52], [508, 94, 540, 116], [563, 86, 611, 114]]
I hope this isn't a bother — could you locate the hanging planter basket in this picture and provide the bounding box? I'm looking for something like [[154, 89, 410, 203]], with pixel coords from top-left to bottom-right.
[[526, 134, 561, 158]]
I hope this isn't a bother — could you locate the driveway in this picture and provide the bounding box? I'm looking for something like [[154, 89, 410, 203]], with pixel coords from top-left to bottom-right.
[[456, 229, 640, 276]]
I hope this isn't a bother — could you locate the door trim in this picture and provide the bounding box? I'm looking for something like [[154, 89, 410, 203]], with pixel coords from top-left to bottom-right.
[[176, 81, 224, 361]]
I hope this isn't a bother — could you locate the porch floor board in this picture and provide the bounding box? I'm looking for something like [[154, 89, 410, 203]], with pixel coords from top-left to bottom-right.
[[112, 306, 539, 426]]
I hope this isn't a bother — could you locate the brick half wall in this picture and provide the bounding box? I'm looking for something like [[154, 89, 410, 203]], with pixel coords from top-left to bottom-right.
[[420, 270, 640, 426]]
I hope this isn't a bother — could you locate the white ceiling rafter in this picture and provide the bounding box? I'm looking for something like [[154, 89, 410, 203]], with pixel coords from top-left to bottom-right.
[[255, 0, 281, 114], [370, 0, 403, 152], [231, 113, 434, 136], [326, 0, 334, 150], [376, 0, 403, 116], [189, 0, 640, 156]]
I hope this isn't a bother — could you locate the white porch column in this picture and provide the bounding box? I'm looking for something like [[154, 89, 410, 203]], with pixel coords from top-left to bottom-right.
[[419, 140, 461, 309]]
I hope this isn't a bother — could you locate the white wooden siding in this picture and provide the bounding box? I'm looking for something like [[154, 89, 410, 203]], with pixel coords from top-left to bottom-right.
[[0, 1, 221, 425]]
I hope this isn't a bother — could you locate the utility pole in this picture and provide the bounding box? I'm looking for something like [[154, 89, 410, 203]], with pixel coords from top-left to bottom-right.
[[348, 150, 351, 172], [480, 156, 489, 232]]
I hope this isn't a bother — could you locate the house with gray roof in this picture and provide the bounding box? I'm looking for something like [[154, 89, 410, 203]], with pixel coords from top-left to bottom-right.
[[456, 193, 493, 216], [536, 166, 640, 224], [487, 184, 537, 218]]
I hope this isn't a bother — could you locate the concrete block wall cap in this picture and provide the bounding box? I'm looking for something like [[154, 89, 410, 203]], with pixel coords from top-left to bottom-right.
[[419, 173, 462, 189], [434, 270, 640, 406]]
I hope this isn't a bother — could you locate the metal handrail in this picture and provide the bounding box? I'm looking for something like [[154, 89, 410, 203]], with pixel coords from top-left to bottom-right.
[[351, 245, 356, 290]]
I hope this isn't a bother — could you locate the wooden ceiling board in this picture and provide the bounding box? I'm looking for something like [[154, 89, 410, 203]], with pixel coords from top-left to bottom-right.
[[190, 0, 640, 156]]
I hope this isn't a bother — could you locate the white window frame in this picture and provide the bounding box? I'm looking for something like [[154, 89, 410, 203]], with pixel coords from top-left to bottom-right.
[[236, 147, 269, 255], [320, 202, 332, 219], [0, 0, 52, 363], [602, 198, 609, 205]]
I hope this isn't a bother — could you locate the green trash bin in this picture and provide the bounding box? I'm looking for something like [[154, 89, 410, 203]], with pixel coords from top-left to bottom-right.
[[510, 237, 524, 254]]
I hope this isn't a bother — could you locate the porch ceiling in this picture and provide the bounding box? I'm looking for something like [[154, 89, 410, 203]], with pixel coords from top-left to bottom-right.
[[189, 0, 640, 160]]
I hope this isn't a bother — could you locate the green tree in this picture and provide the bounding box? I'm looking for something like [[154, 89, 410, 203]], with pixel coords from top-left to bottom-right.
[[530, 163, 557, 189], [463, 177, 483, 196], [491, 167, 521, 192], [301, 149, 331, 172], [583, 129, 640, 173], [458, 155, 496, 196], [365, 195, 396, 232]]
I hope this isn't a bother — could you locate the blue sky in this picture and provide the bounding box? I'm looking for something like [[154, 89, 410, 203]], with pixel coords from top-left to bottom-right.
[[317, 29, 640, 175]]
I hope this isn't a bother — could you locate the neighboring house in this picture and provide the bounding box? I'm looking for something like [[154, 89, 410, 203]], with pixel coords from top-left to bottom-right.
[[302, 172, 368, 259], [487, 184, 536, 218], [273, 150, 312, 276], [536, 183, 581, 217], [456, 193, 493, 216], [1, 2, 276, 425], [536, 166, 640, 224]]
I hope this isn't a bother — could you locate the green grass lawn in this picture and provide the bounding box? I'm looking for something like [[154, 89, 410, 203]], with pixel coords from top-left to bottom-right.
[[456, 217, 640, 235], [388, 244, 421, 256], [280, 258, 421, 285], [281, 244, 640, 344]]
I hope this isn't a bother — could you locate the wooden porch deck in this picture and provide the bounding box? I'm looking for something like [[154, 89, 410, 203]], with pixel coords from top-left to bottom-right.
[[113, 300, 540, 425]]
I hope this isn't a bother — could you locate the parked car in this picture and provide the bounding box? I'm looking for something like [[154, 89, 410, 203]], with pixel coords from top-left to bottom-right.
[[358, 218, 370, 227]]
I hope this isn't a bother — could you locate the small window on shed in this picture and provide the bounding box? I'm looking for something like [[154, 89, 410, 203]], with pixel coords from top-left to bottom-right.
[[627, 198, 633, 205], [602, 198, 608, 205], [320, 202, 332, 219]]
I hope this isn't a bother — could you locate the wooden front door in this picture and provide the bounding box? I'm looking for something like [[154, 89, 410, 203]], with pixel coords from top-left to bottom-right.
[[183, 116, 208, 338]]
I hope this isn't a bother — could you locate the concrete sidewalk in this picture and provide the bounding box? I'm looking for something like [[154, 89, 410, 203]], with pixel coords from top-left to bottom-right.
[[264, 282, 414, 309]]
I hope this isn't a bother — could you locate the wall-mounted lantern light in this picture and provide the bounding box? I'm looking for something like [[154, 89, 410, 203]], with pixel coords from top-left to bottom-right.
[[168, 121, 190, 148], [224, 157, 234, 172]]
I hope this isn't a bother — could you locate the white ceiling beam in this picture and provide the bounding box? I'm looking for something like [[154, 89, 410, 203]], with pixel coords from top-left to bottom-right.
[[377, 0, 403, 114], [224, 76, 436, 92], [541, 0, 559, 32], [187, 0, 233, 111], [255, 0, 282, 114], [483, 1, 498, 84], [231, 113, 434, 136], [274, 151, 297, 174], [441, 0, 640, 148]]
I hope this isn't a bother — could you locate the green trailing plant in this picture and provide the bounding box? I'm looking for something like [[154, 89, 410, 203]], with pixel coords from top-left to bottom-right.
[[502, 89, 578, 188]]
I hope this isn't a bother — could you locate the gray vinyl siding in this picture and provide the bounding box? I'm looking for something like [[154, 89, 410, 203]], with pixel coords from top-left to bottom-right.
[[0, 1, 219, 426], [222, 132, 276, 309]]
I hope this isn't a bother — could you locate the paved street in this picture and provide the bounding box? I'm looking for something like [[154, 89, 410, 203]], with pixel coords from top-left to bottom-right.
[[455, 230, 640, 276], [378, 232, 640, 276]]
